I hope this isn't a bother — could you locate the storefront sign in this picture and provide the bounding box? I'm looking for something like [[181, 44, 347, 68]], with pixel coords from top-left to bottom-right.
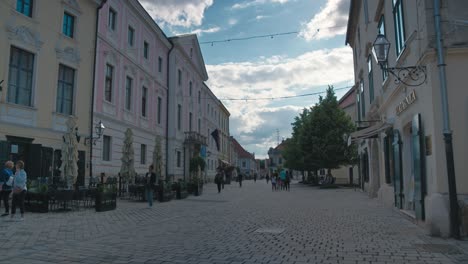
[[10, 144, 18, 154], [396, 90, 417, 115]]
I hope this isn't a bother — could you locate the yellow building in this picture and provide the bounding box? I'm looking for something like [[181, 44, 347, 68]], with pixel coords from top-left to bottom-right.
[[0, 0, 103, 185], [347, 0, 468, 237]]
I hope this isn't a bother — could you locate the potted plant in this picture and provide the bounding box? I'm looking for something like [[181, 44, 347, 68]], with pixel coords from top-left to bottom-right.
[[95, 183, 117, 212], [189, 156, 205, 196], [25, 183, 49, 213], [157, 180, 173, 202], [174, 180, 188, 199]]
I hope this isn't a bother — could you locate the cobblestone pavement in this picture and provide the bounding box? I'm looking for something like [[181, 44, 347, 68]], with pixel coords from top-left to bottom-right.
[[0, 181, 467, 264]]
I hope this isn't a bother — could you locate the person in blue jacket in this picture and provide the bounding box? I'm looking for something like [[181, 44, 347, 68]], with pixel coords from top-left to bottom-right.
[[11, 160, 27, 221], [0, 161, 14, 216]]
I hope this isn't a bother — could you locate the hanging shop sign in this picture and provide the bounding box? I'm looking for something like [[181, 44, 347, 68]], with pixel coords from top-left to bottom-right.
[[396, 90, 417, 115]]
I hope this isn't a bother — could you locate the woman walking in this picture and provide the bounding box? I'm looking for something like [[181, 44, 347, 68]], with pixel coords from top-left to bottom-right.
[[0, 161, 14, 216], [11, 161, 27, 221]]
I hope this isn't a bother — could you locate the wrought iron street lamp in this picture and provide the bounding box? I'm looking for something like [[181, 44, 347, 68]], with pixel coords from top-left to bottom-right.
[[85, 120, 105, 145], [372, 34, 427, 87]]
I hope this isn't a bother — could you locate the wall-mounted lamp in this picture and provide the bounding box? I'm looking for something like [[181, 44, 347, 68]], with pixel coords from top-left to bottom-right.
[[84, 120, 105, 145], [372, 34, 427, 87]]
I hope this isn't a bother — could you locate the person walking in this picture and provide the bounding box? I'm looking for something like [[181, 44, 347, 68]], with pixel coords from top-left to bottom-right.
[[144, 165, 156, 208], [11, 161, 27, 221], [238, 173, 243, 188], [0, 161, 14, 216], [271, 175, 277, 191], [285, 171, 291, 191], [215, 170, 222, 193], [266, 173, 270, 184], [279, 169, 286, 191], [253, 173, 257, 183]]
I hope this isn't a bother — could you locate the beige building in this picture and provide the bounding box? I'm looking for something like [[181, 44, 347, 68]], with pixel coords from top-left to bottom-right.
[[326, 87, 359, 185], [347, 0, 468, 237], [0, 0, 102, 185]]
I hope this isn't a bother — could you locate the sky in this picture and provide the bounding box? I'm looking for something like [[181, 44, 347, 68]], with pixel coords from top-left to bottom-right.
[[139, 0, 354, 159]]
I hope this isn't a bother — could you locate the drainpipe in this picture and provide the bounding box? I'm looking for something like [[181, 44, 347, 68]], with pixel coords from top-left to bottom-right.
[[89, 0, 107, 183], [433, 0, 460, 239], [166, 42, 174, 181]]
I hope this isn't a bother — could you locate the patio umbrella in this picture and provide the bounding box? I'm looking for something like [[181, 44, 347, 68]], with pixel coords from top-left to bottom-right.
[[61, 117, 79, 189], [152, 136, 164, 182], [120, 128, 135, 192]]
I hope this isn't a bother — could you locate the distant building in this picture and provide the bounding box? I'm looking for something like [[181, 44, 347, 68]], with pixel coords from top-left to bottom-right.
[[231, 137, 256, 178], [267, 141, 287, 173]]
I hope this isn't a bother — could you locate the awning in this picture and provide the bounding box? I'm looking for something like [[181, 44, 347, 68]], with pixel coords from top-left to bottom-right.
[[348, 122, 392, 145], [219, 159, 230, 165]]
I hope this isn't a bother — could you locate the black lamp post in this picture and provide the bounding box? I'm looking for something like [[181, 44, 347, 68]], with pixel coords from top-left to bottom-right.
[[372, 34, 427, 87], [85, 120, 105, 145]]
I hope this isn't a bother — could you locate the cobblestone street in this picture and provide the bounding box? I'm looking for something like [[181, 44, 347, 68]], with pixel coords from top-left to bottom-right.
[[0, 181, 467, 264]]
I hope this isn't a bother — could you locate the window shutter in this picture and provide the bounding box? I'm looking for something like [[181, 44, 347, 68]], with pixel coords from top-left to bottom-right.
[[393, 130, 403, 209], [412, 113, 426, 220]]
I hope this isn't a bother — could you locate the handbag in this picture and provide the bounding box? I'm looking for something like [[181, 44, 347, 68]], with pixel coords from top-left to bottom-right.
[[6, 176, 13, 187]]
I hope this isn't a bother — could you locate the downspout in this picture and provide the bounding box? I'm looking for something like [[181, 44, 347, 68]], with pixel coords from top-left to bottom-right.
[[166, 42, 174, 181], [433, 0, 460, 239], [89, 0, 107, 183]]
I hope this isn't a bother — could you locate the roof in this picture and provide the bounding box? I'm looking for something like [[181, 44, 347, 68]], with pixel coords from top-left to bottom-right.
[[169, 34, 209, 81], [338, 86, 356, 109], [345, 0, 360, 46], [274, 140, 287, 151], [231, 137, 255, 160]]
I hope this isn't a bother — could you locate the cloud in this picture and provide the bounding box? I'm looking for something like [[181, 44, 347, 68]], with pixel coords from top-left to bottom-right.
[[300, 0, 350, 41], [232, 0, 291, 10], [189, 26, 221, 36], [139, 0, 213, 28], [255, 15, 269, 20], [206, 47, 354, 157], [228, 18, 238, 26]]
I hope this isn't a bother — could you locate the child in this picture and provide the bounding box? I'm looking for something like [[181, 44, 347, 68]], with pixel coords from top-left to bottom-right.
[[271, 176, 277, 191]]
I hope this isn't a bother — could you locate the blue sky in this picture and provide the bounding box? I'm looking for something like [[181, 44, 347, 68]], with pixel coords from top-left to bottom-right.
[[139, 0, 353, 158]]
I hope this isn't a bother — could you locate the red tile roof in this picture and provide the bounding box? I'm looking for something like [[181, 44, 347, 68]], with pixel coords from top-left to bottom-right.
[[231, 137, 255, 159]]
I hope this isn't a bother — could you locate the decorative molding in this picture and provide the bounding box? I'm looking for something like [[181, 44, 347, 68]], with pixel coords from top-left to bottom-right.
[[56, 46, 81, 65], [103, 50, 118, 64], [61, 0, 82, 15], [102, 101, 116, 116], [124, 64, 137, 76], [0, 103, 37, 127], [6, 25, 43, 51]]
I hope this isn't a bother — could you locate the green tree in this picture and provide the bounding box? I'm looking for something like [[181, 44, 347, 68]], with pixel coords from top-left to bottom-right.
[[284, 86, 357, 179], [307, 86, 356, 174]]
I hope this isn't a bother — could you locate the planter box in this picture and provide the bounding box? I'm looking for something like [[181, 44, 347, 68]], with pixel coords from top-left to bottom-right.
[[193, 185, 203, 196], [158, 191, 173, 202], [176, 189, 189, 199], [95, 192, 117, 212], [25, 192, 49, 213]]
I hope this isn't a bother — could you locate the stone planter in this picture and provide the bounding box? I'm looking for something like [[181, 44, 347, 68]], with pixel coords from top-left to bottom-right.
[[25, 192, 49, 213], [95, 191, 117, 212]]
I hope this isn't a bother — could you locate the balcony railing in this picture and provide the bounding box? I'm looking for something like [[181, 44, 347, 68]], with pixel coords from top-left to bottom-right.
[[184, 131, 207, 146]]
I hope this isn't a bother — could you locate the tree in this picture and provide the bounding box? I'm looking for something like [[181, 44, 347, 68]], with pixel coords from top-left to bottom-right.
[[307, 86, 356, 174], [284, 86, 357, 180]]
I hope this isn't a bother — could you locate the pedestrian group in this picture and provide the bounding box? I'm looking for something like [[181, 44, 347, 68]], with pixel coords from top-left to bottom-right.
[[0, 160, 28, 220]]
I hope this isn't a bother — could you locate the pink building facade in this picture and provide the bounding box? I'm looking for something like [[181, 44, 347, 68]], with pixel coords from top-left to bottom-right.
[[167, 35, 208, 180], [92, 0, 171, 178]]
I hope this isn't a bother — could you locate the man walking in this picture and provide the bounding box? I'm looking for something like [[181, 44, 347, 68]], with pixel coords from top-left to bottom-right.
[[215, 170, 222, 193], [0, 161, 13, 216], [238, 173, 243, 188], [145, 165, 156, 208]]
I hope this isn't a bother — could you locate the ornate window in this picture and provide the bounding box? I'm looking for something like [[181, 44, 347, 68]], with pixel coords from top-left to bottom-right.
[[63, 12, 75, 38], [56, 64, 75, 115], [8, 46, 34, 106]]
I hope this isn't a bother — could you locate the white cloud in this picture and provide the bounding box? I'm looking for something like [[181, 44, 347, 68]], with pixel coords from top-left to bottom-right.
[[228, 18, 238, 26], [139, 0, 213, 28], [206, 47, 354, 156], [189, 26, 221, 36], [300, 0, 350, 41], [255, 15, 269, 20], [232, 0, 291, 10]]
